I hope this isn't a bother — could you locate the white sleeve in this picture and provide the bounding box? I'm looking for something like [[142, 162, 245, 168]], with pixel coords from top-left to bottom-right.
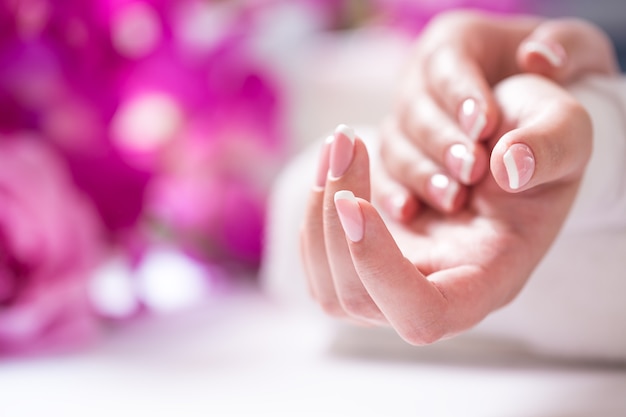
[[474, 75, 626, 362], [564, 76, 626, 232]]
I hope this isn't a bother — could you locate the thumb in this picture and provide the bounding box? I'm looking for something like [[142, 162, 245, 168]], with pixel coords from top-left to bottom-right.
[[517, 18, 619, 83], [490, 74, 592, 192]]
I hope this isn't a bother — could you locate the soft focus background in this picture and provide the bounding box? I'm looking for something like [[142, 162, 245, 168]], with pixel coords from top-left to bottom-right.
[[1, 0, 626, 415]]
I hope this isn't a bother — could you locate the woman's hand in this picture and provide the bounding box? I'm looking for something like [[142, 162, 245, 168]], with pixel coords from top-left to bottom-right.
[[382, 10, 617, 218], [300, 74, 592, 343]]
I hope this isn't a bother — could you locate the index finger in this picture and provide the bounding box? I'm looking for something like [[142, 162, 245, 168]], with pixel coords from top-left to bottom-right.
[[413, 11, 543, 141], [334, 191, 496, 344]]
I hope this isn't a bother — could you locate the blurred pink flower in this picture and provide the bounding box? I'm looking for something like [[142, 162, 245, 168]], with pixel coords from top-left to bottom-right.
[[0, 0, 289, 329], [0, 133, 105, 355], [145, 169, 267, 267]]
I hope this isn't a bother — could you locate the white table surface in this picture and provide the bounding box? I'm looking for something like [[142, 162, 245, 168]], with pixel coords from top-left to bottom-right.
[[2, 284, 625, 417]]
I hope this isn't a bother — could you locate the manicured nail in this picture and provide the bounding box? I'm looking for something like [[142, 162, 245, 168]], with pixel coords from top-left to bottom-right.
[[447, 143, 475, 184], [459, 98, 486, 142], [503, 143, 535, 190], [524, 41, 566, 68], [429, 174, 460, 212], [315, 135, 334, 188], [334, 190, 364, 242], [384, 192, 413, 222], [330, 124, 355, 178]]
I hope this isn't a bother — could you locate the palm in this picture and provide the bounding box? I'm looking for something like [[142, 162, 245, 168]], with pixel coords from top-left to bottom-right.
[[387, 170, 580, 282]]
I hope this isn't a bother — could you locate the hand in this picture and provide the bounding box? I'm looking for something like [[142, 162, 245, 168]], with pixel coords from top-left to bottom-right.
[[300, 74, 591, 343], [381, 10, 617, 218]]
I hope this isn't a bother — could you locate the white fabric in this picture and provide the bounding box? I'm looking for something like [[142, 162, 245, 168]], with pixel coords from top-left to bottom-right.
[[3, 288, 626, 416], [472, 76, 626, 361]]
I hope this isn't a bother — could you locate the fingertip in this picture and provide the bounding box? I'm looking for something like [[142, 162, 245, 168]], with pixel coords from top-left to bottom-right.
[[335, 123, 356, 143], [428, 174, 467, 212], [458, 97, 487, 142], [334, 190, 364, 243], [491, 136, 536, 192], [445, 142, 489, 185], [383, 192, 419, 223], [518, 18, 619, 83], [503, 144, 535, 191], [518, 39, 567, 78]]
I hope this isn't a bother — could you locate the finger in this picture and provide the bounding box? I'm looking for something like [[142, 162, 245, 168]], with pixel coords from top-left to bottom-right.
[[370, 152, 420, 223], [404, 11, 545, 143], [323, 125, 386, 324], [517, 18, 620, 83], [490, 74, 592, 192], [300, 136, 345, 318], [413, 11, 517, 142], [398, 93, 490, 185], [380, 118, 468, 213], [334, 191, 497, 344], [422, 47, 499, 142]]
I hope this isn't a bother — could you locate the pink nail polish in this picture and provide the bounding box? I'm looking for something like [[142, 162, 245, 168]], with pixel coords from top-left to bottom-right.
[[429, 174, 460, 211], [382, 192, 414, 222], [503, 143, 535, 190], [315, 135, 333, 188], [334, 190, 364, 242], [446, 143, 475, 184], [387, 193, 409, 221], [459, 98, 486, 142], [524, 41, 566, 68], [330, 124, 355, 178]]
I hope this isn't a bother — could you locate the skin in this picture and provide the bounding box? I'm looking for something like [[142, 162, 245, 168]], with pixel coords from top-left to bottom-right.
[[381, 10, 618, 216], [300, 74, 592, 344]]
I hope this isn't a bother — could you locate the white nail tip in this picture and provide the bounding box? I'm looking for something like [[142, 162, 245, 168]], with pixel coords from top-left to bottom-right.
[[469, 111, 486, 142], [503, 149, 520, 190], [443, 180, 459, 211], [432, 174, 459, 211], [335, 124, 355, 142], [461, 153, 475, 184], [525, 41, 564, 67], [334, 189, 356, 203], [450, 144, 475, 184]]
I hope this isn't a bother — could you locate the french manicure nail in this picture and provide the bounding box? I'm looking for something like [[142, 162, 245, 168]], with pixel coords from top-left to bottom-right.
[[503, 143, 535, 190], [447, 143, 476, 184], [334, 190, 364, 242], [524, 41, 566, 68], [430, 174, 460, 212], [330, 124, 355, 178], [315, 135, 334, 188], [459, 98, 486, 142], [384, 192, 411, 221]]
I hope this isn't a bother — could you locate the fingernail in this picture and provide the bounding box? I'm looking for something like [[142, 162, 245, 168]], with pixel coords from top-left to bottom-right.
[[384, 192, 415, 222], [503, 143, 535, 190], [524, 41, 566, 68], [315, 135, 334, 188], [334, 190, 364, 242], [429, 174, 460, 212], [459, 98, 486, 142], [446, 143, 475, 184], [330, 124, 355, 178]]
